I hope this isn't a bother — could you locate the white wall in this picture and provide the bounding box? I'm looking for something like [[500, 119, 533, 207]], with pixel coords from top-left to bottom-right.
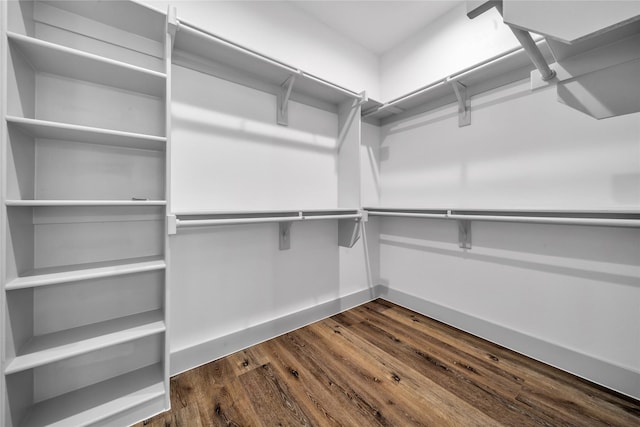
[[380, 3, 519, 101], [141, 0, 380, 100], [373, 79, 640, 398], [169, 220, 339, 354], [171, 65, 340, 212], [168, 61, 378, 372], [377, 80, 640, 210]]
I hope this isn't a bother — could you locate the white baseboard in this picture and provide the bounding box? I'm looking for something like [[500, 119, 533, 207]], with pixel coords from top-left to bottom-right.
[[379, 286, 640, 401], [170, 285, 383, 376]]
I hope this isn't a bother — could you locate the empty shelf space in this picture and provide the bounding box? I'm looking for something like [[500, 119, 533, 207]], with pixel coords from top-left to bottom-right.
[[5, 200, 166, 207], [6, 116, 166, 151], [173, 23, 360, 108], [18, 363, 165, 427], [7, 32, 166, 97], [5, 311, 165, 374], [5, 256, 166, 290]]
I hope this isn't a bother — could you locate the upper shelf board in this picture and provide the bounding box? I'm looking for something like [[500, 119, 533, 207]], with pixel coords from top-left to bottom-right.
[[6, 116, 167, 151], [8, 32, 166, 97], [502, 0, 640, 45], [546, 19, 640, 62], [173, 22, 363, 110], [362, 41, 553, 125], [42, 0, 167, 43]]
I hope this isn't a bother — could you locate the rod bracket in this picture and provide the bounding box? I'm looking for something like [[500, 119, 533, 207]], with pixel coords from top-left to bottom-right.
[[458, 219, 472, 249], [279, 221, 292, 250], [447, 78, 471, 127], [277, 73, 298, 126], [167, 214, 177, 235], [338, 217, 361, 248]]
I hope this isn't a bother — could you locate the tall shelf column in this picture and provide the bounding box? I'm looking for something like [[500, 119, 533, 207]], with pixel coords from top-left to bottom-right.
[[1, 1, 170, 426]]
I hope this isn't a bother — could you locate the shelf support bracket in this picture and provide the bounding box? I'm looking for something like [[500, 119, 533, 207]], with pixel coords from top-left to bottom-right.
[[277, 74, 297, 126], [506, 25, 556, 82], [458, 219, 472, 249], [468, 1, 556, 82], [166, 6, 178, 51], [167, 214, 177, 235], [338, 217, 361, 248], [358, 91, 369, 106], [279, 221, 292, 250], [448, 78, 471, 127]]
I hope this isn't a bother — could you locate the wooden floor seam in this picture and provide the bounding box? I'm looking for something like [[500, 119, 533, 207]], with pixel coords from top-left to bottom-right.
[[136, 299, 640, 427]]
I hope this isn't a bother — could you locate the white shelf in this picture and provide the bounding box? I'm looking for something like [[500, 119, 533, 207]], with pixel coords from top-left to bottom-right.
[[362, 41, 554, 125], [173, 22, 362, 109], [6, 116, 166, 151], [6, 200, 166, 207], [5, 256, 166, 290], [7, 32, 166, 97], [5, 311, 165, 374], [18, 363, 165, 427]]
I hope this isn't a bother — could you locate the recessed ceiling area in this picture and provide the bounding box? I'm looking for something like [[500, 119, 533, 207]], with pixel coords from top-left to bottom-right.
[[289, 1, 463, 55]]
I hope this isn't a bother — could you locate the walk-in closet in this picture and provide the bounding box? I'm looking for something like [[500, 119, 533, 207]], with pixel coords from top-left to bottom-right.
[[1, 1, 639, 426]]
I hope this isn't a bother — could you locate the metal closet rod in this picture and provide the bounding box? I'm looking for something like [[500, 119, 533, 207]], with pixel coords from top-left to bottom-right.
[[177, 21, 362, 100], [366, 210, 640, 228], [176, 212, 362, 228], [367, 38, 545, 117]]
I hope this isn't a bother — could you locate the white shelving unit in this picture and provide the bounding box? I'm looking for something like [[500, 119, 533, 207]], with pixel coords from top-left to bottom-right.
[[1, 1, 170, 426]]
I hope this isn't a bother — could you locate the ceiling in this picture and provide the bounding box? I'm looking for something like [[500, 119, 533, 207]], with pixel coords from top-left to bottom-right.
[[289, 1, 463, 55]]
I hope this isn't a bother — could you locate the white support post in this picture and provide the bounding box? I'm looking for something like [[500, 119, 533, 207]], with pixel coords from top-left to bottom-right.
[[277, 74, 297, 126], [448, 78, 471, 127], [166, 6, 178, 50]]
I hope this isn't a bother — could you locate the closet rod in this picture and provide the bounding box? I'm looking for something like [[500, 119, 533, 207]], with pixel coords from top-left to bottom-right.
[[367, 210, 640, 228], [447, 214, 640, 228], [176, 213, 362, 228], [366, 211, 448, 220], [177, 21, 362, 100], [365, 39, 545, 117]]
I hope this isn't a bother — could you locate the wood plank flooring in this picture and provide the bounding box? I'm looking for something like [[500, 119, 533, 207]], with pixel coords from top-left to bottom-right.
[[136, 300, 640, 426]]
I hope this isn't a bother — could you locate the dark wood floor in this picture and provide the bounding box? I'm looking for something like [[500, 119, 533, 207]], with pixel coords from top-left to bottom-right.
[[137, 299, 640, 426]]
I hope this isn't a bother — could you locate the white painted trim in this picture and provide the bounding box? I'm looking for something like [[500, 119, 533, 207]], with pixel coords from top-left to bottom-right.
[[379, 287, 640, 401], [170, 285, 383, 376]]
